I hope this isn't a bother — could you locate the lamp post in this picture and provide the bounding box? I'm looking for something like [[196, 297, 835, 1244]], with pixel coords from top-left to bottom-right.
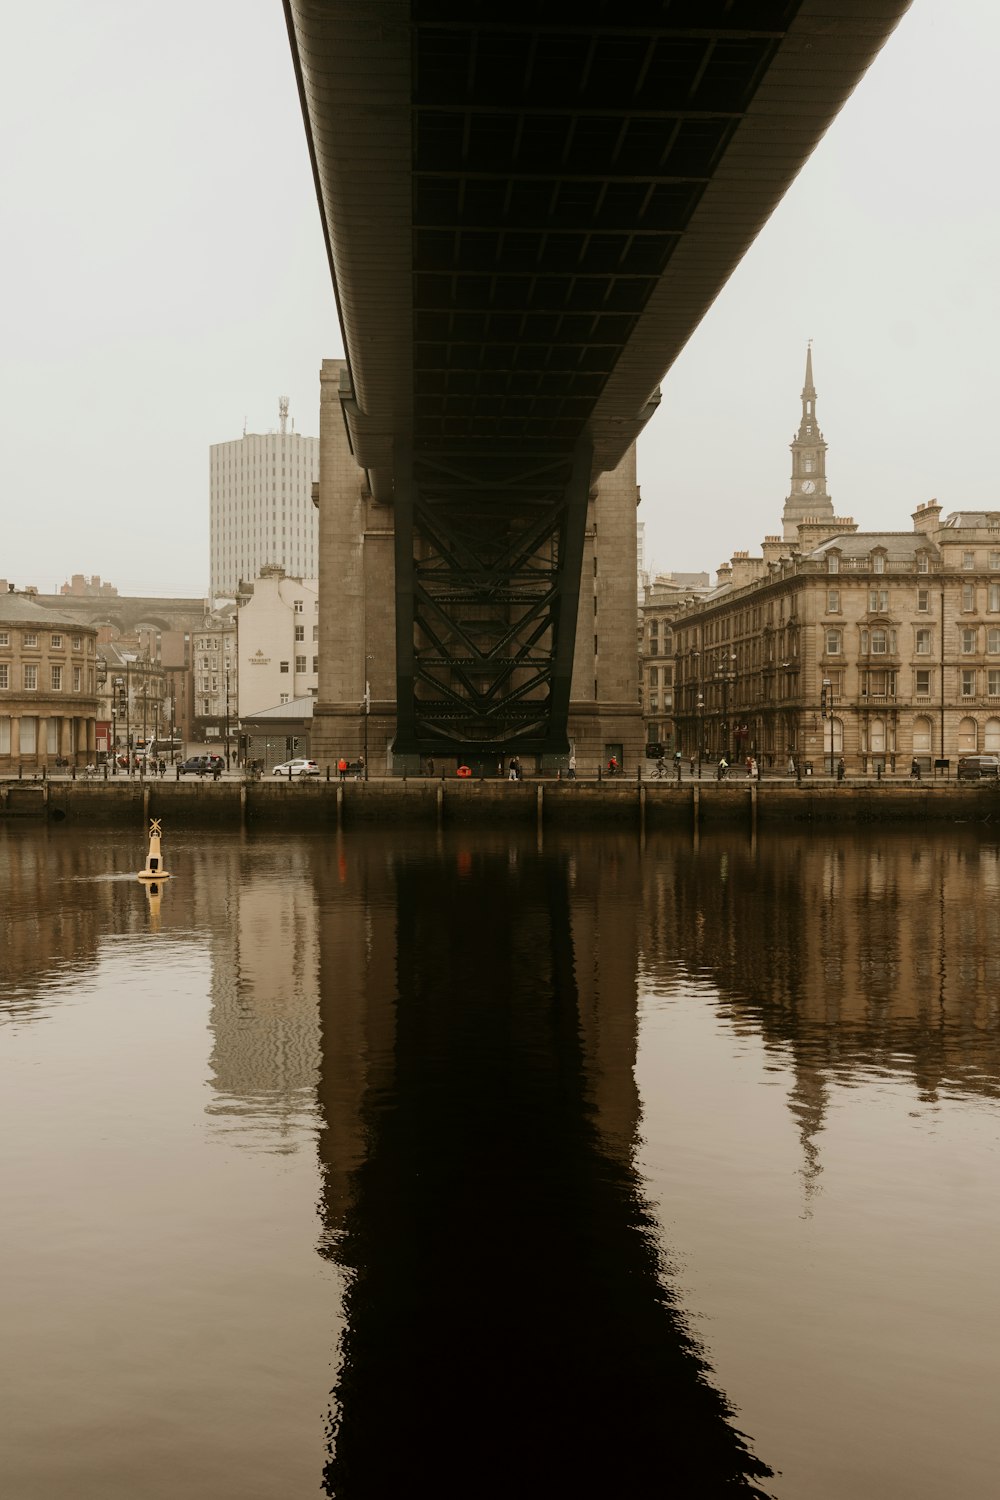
[[696, 693, 704, 778], [822, 676, 834, 774], [111, 699, 116, 770], [111, 676, 120, 774], [224, 667, 231, 769], [169, 674, 177, 762], [362, 678, 370, 780], [124, 658, 131, 771], [688, 648, 701, 764], [361, 654, 374, 780], [716, 651, 737, 762]]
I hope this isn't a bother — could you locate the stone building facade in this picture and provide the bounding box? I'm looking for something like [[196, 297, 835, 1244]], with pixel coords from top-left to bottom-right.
[[191, 607, 238, 749], [672, 504, 1000, 774], [0, 591, 99, 769], [639, 572, 710, 755], [670, 350, 1000, 774]]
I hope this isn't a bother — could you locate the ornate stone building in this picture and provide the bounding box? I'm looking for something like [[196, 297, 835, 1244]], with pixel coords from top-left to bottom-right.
[[672, 354, 1000, 773], [639, 572, 710, 755], [0, 590, 99, 769]]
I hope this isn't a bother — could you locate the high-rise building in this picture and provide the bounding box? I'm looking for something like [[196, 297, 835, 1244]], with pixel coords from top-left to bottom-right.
[[209, 399, 320, 599]]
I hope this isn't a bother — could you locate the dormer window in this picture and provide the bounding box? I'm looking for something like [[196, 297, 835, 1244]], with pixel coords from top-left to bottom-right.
[[917, 552, 929, 574], [827, 553, 840, 575], [872, 552, 886, 574]]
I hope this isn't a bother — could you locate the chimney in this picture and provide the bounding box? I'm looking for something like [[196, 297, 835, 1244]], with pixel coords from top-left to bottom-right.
[[912, 499, 943, 534]]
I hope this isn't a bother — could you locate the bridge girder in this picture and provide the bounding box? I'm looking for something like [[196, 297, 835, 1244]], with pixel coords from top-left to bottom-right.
[[285, 1, 911, 758]]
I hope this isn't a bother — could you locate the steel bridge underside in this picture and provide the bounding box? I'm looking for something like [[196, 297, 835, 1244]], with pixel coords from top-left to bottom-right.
[[284, 0, 910, 759]]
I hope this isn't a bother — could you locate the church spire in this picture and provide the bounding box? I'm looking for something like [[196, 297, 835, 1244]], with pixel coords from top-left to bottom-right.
[[782, 343, 834, 543], [802, 339, 816, 403]]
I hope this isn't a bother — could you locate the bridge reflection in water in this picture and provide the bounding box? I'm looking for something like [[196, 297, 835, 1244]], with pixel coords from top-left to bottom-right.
[[314, 836, 773, 1497], [3, 824, 1000, 1497]]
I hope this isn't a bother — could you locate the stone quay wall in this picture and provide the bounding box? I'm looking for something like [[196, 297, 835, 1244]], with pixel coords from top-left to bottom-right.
[[3, 776, 1000, 831]]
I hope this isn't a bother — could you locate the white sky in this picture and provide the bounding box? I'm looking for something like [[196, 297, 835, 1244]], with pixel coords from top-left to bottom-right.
[[1, 1, 993, 597]]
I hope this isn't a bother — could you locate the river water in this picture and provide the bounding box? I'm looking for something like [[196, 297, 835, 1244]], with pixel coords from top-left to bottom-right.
[[1, 822, 999, 1498]]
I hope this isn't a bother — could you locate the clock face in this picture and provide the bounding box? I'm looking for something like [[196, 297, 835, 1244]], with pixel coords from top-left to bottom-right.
[[801, 479, 816, 494]]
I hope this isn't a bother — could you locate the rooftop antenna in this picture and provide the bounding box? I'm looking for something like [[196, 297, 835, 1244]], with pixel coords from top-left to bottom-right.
[[279, 396, 289, 435]]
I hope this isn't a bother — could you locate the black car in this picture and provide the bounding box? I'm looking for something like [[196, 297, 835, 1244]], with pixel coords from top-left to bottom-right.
[[957, 755, 1000, 781], [178, 755, 225, 777]]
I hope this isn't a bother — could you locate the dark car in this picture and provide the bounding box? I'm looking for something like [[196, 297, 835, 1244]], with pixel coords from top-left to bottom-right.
[[178, 755, 225, 777], [957, 755, 1000, 781]]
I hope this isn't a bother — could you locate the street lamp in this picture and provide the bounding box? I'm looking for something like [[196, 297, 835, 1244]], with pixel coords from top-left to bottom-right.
[[224, 667, 231, 769], [696, 693, 704, 778], [822, 676, 835, 774], [361, 654, 374, 780], [715, 651, 737, 762], [111, 676, 121, 774], [124, 657, 131, 771], [688, 648, 701, 763]]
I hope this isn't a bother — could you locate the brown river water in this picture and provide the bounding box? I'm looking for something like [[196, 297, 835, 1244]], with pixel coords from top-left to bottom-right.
[[1, 822, 998, 1498]]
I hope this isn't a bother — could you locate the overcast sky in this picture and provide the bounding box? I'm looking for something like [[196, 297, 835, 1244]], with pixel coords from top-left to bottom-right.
[[1, 2, 993, 597]]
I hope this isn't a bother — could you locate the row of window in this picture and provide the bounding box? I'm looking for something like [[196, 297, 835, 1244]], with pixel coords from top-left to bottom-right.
[[826, 584, 1000, 614], [646, 625, 674, 652], [825, 625, 1000, 655], [828, 549, 1000, 576], [0, 664, 91, 691], [278, 658, 319, 674], [689, 667, 1000, 702], [0, 631, 89, 651]]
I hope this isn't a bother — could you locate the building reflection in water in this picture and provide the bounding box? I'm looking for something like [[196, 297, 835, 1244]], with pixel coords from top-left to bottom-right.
[[313, 832, 774, 1498], [203, 838, 322, 1153], [637, 828, 1000, 1203]]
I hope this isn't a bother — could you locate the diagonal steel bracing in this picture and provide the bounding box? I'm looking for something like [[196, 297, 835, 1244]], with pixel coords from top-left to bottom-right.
[[392, 441, 592, 757]]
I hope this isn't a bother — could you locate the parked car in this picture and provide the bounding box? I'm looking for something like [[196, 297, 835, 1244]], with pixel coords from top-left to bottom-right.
[[956, 754, 1000, 781], [272, 758, 319, 778], [178, 755, 225, 777]]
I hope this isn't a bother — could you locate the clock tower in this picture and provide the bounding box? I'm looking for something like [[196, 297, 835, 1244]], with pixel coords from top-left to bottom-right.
[[782, 343, 834, 542]]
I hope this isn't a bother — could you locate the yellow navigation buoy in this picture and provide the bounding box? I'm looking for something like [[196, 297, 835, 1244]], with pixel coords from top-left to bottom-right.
[[137, 817, 171, 882]]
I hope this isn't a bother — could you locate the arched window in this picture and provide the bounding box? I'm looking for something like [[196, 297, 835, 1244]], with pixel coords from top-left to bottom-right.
[[662, 627, 673, 654], [985, 718, 1000, 752], [913, 716, 933, 754], [958, 717, 978, 752], [830, 717, 844, 753], [870, 717, 886, 753]]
